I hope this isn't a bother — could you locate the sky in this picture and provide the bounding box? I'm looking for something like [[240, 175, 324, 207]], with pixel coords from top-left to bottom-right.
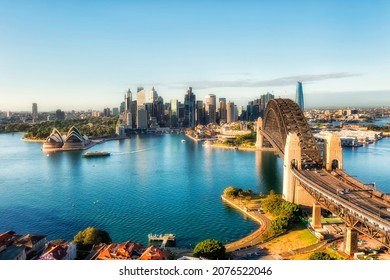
[[1, 0, 389, 111]]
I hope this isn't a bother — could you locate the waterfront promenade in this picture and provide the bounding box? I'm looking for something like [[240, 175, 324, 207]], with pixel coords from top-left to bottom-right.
[[221, 195, 270, 252]]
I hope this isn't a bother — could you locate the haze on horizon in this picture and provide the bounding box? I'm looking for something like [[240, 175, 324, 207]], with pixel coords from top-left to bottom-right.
[[1, 0, 389, 112]]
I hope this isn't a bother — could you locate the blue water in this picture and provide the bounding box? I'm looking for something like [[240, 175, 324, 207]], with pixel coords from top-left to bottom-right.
[[0, 133, 282, 247], [342, 138, 390, 192], [0, 133, 388, 247], [329, 117, 390, 127]]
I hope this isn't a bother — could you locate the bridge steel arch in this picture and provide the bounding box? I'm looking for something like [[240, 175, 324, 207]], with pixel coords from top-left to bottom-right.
[[261, 98, 322, 166]]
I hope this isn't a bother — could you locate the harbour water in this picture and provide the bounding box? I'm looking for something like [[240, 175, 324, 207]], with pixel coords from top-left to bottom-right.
[[0, 133, 389, 247]]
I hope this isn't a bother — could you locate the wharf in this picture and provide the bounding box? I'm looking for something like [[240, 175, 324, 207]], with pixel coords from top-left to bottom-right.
[[148, 233, 176, 248]]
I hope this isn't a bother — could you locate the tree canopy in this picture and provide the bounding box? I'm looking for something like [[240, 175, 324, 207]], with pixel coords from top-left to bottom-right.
[[223, 186, 253, 198], [73, 227, 112, 249], [193, 239, 227, 260], [262, 190, 302, 235], [309, 252, 335, 260]]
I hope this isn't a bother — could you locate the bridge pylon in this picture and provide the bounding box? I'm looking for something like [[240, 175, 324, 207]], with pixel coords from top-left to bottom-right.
[[255, 117, 264, 149], [324, 133, 343, 171], [283, 133, 301, 203], [344, 228, 358, 256]]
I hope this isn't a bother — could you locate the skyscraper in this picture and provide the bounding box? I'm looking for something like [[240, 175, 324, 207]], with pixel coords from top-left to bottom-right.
[[226, 101, 235, 123], [170, 99, 179, 128], [260, 92, 274, 111], [184, 87, 196, 128], [125, 89, 132, 111], [204, 94, 216, 124], [295, 81, 304, 111], [150, 87, 158, 103], [32, 103, 38, 120], [124, 89, 132, 127], [137, 87, 146, 106]]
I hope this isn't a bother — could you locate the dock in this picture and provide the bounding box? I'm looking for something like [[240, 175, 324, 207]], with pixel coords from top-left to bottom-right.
[[148, 233, 176, 248]]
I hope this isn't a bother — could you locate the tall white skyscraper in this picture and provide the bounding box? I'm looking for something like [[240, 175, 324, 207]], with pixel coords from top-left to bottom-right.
[[150, 87, 158, 103], [137, 88, 146, 106], [205, 94, 216, 124]]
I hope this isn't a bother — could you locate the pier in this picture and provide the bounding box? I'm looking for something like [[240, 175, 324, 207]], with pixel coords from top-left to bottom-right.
[[148, 233, 176, 248]]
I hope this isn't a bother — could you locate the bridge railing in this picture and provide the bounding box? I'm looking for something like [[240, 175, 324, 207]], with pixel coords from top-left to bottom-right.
[[291, 168, 390, 232]]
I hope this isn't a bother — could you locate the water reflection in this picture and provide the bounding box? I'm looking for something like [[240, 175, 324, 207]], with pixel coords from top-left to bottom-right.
[[255, 151, 283, 194]]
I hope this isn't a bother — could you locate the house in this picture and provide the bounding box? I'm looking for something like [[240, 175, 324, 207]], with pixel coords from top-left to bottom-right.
[[139, 245, 170, 260], [39, 242, 77, 260], [0, 231, 21, 252], [0, 245, 26, 260], [92, 241, 144, 260], [15, 234, 48, 259]]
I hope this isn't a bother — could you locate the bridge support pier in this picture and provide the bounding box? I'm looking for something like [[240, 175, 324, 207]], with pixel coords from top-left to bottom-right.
[[311, 203, 322, 229], [283, 133, 302, 203], [324, 133, 343, 171], [344, 228, 358, 256], [255, 117, 264, 149]]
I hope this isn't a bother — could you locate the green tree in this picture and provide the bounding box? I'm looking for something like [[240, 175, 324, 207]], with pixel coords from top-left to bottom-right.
[[223, 186, 239, 197], [73, 227, 112, 249], [193, 239, 227, 260], [262, 190, 283, 214], [309, 252, 335, 260], [270, 215, 290, 234]]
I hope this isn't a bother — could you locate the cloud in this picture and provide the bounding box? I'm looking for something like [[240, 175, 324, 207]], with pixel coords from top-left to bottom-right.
[[177, 72, 361, 89]]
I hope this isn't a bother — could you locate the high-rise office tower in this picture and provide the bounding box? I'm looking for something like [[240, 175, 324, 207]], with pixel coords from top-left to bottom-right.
[[125, 89, 132, 111], [196, 100, 205, 125], [295, 81, 304, 111], [137, 87, 145, 106], [218, 98, 227, 124], [137, 105, 148, 129], [226, 101, 235, 123], [32, 103, 38, 120], [204, 94, 216, 124], [124, 89, 133, 127], [150, 87, 158, 103], [184, 87, 196, 127], [260, 92, 274, 111], [170, 99, 179, 128]]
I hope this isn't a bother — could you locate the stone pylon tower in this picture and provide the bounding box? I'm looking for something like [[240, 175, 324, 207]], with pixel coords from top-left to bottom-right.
[[283, 133, 302, 203], [255, 117, 263, 149], [324, 133, 343, 171]]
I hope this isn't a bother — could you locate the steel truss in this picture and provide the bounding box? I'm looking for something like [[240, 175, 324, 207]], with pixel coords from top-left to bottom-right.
[[299, 180, 390, 248], [261, 98, 322, 166]]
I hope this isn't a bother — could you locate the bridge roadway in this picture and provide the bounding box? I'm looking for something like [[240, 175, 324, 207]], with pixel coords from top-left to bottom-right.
[[291, 168, 390, 233]]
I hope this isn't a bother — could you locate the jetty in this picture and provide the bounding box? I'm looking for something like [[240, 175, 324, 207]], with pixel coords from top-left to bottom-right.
[[148, 233, 176, 248]]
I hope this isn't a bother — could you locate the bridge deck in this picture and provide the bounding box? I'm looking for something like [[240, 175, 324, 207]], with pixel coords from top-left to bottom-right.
[[293, 168, 390, 229]]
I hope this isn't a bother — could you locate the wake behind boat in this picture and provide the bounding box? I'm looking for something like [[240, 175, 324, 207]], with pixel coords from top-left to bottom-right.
[[82, 151, 110, 158]]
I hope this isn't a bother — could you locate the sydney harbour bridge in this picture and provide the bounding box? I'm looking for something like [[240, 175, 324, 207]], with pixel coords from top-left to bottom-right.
[[256, 98, 390, 255]]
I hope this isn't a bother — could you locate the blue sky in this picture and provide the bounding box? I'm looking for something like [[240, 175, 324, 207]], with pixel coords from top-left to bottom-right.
[[1, 0, 389, 111]]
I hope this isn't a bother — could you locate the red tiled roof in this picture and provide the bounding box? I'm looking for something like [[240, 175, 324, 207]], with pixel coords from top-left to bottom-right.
[[39, 243, 68, 260], [139, 246, 170, 260], [0, 231, 21, 248], [96, 241, 144, 260]]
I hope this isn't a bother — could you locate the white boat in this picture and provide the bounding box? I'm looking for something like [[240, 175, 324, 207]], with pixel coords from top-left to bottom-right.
[[181, 139, 186, 143], [82, 151, 110, 158]]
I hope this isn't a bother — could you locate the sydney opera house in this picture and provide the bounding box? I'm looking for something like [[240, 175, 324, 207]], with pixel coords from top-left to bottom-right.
[[42, 126, 94, 152]]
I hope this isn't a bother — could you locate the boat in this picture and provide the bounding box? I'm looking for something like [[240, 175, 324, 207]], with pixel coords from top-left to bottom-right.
[[181, 139, 186, 143], [82, 151, 110, 158]]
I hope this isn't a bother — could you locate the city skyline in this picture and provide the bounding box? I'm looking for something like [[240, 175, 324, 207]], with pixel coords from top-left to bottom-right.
[[1, 0, 390, 111]]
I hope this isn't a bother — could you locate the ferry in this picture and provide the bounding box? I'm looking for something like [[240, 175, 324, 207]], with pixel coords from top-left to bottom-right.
[[82, 151, 110, 158]]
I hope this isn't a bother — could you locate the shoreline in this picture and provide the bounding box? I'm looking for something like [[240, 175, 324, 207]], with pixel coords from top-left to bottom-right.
[[211, 143, 257, 152], [221, 195, 270, 252]]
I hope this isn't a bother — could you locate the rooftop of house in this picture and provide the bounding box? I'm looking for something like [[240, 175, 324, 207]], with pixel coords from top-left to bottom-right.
[[139, 245, 170, 260]]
